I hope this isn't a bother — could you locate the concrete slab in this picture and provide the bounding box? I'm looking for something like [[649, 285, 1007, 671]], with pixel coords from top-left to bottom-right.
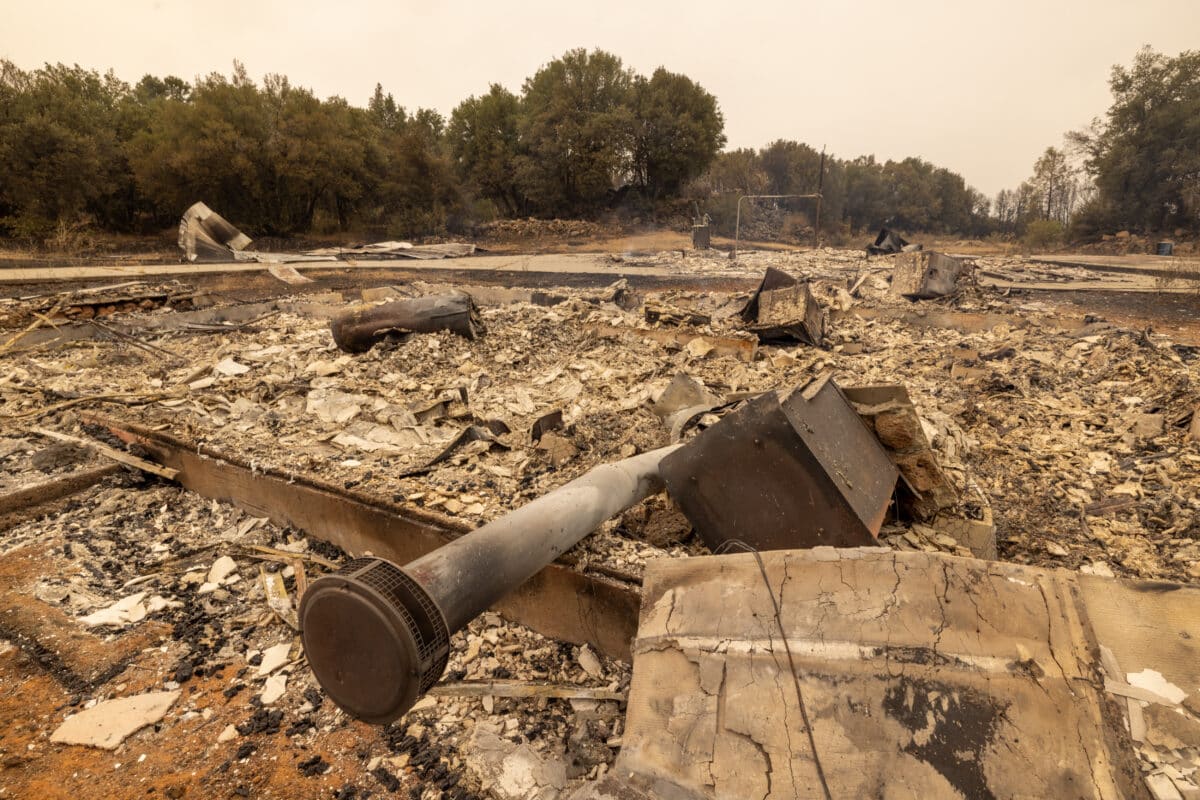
[[576, 549, 1148, 799]]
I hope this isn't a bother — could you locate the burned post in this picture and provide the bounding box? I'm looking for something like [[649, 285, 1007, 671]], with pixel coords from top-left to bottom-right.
[[330, 292, 483, 353], [298, 445, 680, 723]]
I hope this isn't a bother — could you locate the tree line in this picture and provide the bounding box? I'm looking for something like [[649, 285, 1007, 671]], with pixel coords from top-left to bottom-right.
[[0, 49, 995, 243], [2, 46, 1191, 244], [995, 47, 1199, 242]]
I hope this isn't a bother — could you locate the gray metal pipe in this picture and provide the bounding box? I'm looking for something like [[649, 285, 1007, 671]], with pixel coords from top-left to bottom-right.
[[299, 444, 680, 723]]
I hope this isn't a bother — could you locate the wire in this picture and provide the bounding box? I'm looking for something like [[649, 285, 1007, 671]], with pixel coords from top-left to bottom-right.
[[714, 539, 834, 800]]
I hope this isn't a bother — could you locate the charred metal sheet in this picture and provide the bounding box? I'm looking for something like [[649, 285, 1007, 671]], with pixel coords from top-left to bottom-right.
[[842, 384, 958, 520], [739, 267, 824, 345], [178, 202, 252, 263], [660, 374, 898, 552], [866, 227, 921, 256], [890, 251, 964, 299], [330, 292, 483, 353], [84, 413, 641, 664]]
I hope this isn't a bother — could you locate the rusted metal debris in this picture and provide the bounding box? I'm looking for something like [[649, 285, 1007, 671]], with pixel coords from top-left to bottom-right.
[[330, 292, 483, 353], [739, 267, 825, 345], [660, 373, 898, 553], [890, 251, 965, 299], [299, 445, 680, 723]]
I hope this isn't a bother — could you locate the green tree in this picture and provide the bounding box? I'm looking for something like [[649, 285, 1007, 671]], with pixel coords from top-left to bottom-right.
[[448, 85, 524, 215], [0, 61, 135, 236], [516, 48, 635, 214], [629, 68, 724, 200], [1075, 47, 1200, 232]]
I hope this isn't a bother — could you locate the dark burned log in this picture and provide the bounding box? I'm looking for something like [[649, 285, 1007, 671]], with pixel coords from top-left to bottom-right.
[[330, 293, 483, 353]]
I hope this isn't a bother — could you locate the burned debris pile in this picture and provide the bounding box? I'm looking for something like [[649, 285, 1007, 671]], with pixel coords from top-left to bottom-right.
[[2, 243, 1200, 799]]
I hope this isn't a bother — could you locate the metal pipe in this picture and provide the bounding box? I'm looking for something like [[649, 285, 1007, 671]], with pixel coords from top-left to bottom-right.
[[299, 444, 681, 723]]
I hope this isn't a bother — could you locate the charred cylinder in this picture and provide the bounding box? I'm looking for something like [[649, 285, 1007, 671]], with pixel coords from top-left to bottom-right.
[[299, 445, 679, 723], [330, 292, 483, 353]]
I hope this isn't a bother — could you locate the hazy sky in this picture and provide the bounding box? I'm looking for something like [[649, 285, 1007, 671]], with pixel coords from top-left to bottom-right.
[[3, 0, 1197, 197]]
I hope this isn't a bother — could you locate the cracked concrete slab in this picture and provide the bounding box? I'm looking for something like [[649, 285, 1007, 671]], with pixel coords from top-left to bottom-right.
[[574, 548, 1150, 800]]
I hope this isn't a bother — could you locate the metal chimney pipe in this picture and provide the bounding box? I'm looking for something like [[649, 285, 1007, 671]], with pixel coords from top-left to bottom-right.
[[298, 445, 680, 724]]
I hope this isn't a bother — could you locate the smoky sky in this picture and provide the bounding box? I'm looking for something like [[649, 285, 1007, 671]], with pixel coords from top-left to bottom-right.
[[3, 0, 1197, 197]]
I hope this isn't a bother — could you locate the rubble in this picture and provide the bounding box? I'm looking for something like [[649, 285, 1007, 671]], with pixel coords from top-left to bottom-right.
[[3, 242, 1200, 798]]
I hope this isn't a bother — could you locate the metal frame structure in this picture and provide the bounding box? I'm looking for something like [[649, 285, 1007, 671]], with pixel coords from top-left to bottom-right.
[[733, 193, 823, 259]]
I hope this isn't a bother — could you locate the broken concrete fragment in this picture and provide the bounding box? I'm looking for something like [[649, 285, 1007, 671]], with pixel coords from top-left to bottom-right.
[[256, 642, 291, 676], [576, 645, 602, 678], [79, 592, 148, 627], [1147, 773, 1186, 800], [932, 507, 997, 559], [330, 293, 483, 353], [213, 358, 250, 377], [1128, 669, 1188, 704], [1143, 704, 1200, 750], [891, 251, 964, 299], [51, 690, 179, 750], [739, 267, 825, 345], [207, 556, 237, 585], [260, 674, 287, 705], [467, 728, 567, 800], [660, 373, 898, 552]]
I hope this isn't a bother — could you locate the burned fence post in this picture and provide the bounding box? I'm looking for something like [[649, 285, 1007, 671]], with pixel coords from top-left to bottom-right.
[[330, 293, 483, 353], [298, 445, 680, 724]]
